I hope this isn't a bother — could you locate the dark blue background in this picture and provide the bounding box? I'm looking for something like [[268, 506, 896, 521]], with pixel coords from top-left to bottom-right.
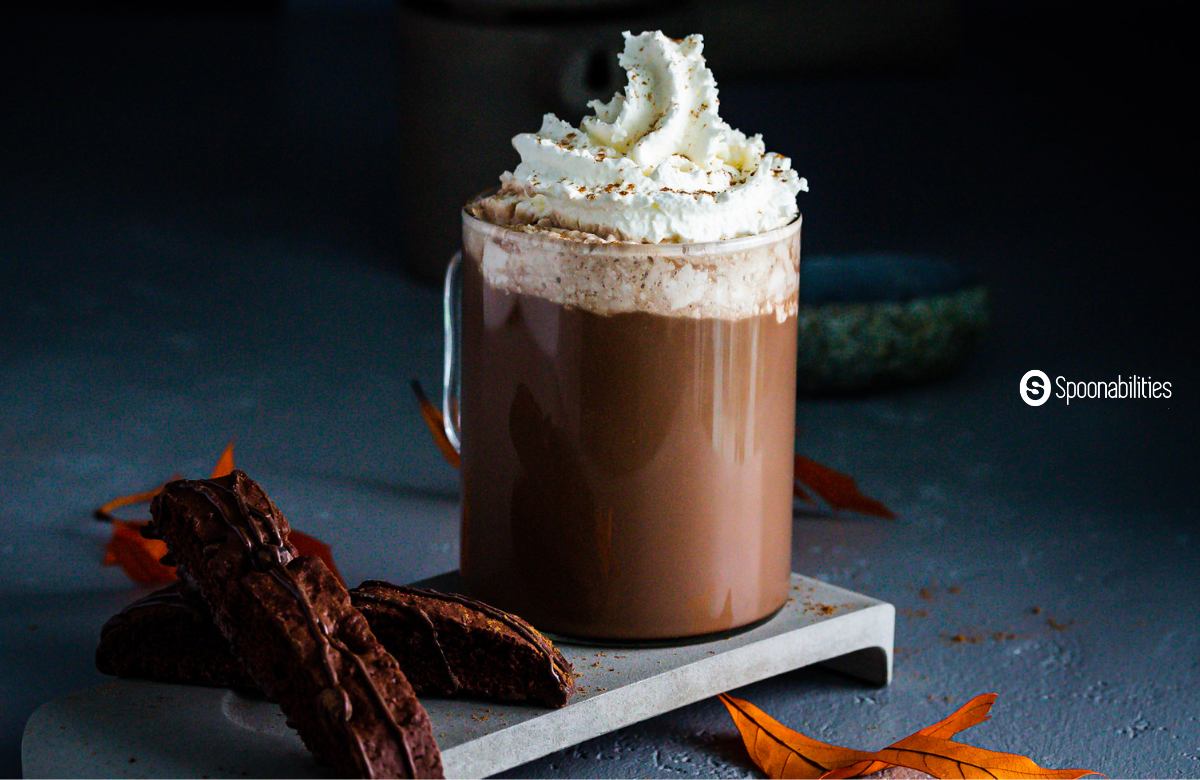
[[1, 2, 1196, 776]]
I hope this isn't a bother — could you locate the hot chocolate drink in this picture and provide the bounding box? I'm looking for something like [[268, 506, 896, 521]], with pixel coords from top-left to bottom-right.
[[451, 31, 806, 640], [459, 217, 799, 639]]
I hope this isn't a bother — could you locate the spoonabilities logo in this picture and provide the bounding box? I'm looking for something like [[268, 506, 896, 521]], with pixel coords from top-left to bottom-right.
[[1020, 370, 1173, 406], [1019, 370, 1052, 406]]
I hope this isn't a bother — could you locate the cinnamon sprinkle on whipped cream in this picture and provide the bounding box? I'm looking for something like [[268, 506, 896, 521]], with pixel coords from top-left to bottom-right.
[[469, 31, 805, 244]]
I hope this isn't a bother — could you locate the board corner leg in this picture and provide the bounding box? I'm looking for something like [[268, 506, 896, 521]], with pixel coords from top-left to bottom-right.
[[822, 645, 893, 687]]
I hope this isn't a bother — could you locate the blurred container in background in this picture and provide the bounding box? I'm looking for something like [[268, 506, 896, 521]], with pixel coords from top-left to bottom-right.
[[394, 0, 694, 282], [393, 0, 959, 282]]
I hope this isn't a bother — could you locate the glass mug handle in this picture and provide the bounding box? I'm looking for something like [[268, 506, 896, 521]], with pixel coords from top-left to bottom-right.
[[441, 251, 463, 454]]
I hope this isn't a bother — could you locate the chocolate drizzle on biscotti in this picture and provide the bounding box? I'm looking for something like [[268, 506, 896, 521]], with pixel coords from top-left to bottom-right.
[[97, 583, 578, 709], [146, 470, 442, 779], [184, 479, 412, 773], [353, 582, 576, 708]]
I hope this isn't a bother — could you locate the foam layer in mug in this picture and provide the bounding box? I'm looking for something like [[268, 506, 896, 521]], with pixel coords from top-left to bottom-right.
[[462, 212, 800, 322]]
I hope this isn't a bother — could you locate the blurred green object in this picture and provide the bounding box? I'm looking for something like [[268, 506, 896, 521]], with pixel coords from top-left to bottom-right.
[[797, 254, 988, 393]]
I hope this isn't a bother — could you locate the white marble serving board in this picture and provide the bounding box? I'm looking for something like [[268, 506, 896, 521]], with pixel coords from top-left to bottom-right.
[[22, 573, 893, 778]]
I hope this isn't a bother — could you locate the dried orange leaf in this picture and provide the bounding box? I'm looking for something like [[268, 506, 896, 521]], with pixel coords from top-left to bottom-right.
[[96, 442, 234, 524], [719, 693, 874, 778], [916, 693, 997, 739], [103, 520, 175, 586], [211, 440, 236, 478], [820, 693, 997, 778], [96, 441, 340, 590], [102, 518, 340, 590], [794, 455, 895, 518], [865, 734, 1096, 780], [93, 483, 168, 522], [291, 529, 344, 585], [721, 692, 1097, 780], [411, 379, 461, 468]]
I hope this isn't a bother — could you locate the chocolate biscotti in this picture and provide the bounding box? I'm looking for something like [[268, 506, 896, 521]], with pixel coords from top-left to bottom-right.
[[98, 581, 576, 708], [354, 582, 575, 708], [96, 582, 254, 689], [146, 470, 442, 778]]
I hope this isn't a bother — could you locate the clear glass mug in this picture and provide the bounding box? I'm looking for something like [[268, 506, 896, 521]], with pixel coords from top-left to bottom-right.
[[443, 209, 801, 641]]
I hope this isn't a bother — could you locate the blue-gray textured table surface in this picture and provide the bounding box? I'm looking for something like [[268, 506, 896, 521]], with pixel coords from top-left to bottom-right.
[[2, 5, 1196, 778]]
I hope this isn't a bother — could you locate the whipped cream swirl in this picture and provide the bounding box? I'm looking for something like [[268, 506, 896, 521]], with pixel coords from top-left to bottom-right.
[[473, 31, 806, 244]]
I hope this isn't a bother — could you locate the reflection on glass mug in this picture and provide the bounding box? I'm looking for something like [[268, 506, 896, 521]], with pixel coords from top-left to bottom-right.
[[441, 210, 801, 641]]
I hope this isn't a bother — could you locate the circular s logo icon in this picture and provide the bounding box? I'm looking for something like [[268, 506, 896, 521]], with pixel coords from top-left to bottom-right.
[[1020, 370, 1051, 406]]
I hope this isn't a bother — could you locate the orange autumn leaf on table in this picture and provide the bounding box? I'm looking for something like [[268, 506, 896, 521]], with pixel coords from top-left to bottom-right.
[[822, 694, 997, 778], [720, 693, 876, 778], [409, 379, 895, 521], [102, 520, 175, 586], [794, 455, 895, 519], [94, 440, 235, 523], [94, 483, 173, 523], [103, 520, 344, 586], [719, 693, 1096, 779], [289, 530, 343, 583], [854, 734, 1095, 780], [411, 379, 460, 468], [97, 441, 343, 585], [210, 439, 236, 478]]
